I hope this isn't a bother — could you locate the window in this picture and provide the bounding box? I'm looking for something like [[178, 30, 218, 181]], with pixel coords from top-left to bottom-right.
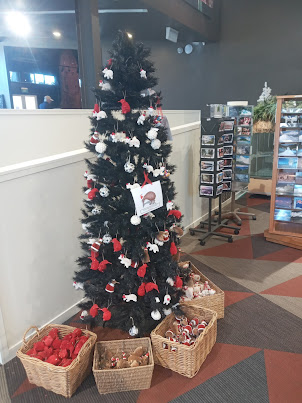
[[12, 94, 38, 110], [44, 75, 56, 85], [34, 74, 44, 84], [9, 71, 20, 82], [9, 71, 57, 85]]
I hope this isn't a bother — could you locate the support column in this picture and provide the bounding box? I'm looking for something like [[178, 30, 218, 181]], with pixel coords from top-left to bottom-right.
[[0, 45, 11, 109], [75, 0, 102, 109]]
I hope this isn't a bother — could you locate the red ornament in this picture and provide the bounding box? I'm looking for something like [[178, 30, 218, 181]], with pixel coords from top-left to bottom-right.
[[174, 276, 183, 289], [105, 280, 117, 293], [88, 188, 98, 200], [107, 58, 113, 66], [90, 256, 99, 271], [119, 99, 131, 114], [87, 178, 93, 189], [170, 241, 178, 255], [112, 238, 122, 252], [46, 355, 61, 366], [93, 103, 100, 114], [98, 260, 112, 272], [90, 304, 99, 318], [137, 264, 147, 278], [145, 282, 159, 293], [100, 307, 112, 321], [137, 283, 146, 296], [168, 210, 182, 220]]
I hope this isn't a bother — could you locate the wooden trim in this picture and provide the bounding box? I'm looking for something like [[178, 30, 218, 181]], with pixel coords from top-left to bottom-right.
[[276, 95, 302, 99]]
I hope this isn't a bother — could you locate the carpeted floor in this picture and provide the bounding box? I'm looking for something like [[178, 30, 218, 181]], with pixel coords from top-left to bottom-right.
[[2, 195, 302, 402]]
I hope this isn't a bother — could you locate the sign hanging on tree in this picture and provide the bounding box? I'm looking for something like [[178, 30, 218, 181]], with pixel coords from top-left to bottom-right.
[[131, 180, 163, 216]]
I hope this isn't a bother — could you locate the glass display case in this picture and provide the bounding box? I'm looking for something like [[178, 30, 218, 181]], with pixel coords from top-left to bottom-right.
[[250, 131, 274, 179]]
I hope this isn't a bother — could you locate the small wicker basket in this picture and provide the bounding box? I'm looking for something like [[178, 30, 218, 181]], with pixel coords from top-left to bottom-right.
[[151, 305, 217, 378], [93, 337, 154, 394], [16, 324, 97, 398], [181, 261, 225, 319]]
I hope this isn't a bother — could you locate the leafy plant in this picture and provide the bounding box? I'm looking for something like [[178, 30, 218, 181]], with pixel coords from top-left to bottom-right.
[[253, 97, 277, 123]]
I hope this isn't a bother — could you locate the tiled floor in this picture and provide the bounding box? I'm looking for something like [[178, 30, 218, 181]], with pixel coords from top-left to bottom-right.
[[3, 195, 302, 402]]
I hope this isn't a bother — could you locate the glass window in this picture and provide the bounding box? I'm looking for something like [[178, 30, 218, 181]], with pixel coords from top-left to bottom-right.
[[34, 74, 44, 84], [25, 95, 37, 110], [21, 72, 34, 83], [44, 75, 56, 85], [12, 95, 23, 109], [9, 71, 20, 82]]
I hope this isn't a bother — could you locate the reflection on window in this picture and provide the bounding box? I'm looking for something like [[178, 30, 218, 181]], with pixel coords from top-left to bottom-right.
[[34, 74, 44, 84], [9, 71, 20, 82], [44, 75, 56, 85], [12, 95, 23, 109]]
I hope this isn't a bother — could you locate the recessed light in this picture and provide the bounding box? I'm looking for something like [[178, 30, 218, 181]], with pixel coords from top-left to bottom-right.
[[127, 32, 133, 38], [184, 44, 193, 54], [177, 47, 183, 54], [6, 12, 30, 37], [53, 31, 61, 38]]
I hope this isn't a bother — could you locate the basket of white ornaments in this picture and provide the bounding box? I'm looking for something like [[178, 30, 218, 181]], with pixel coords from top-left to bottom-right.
[[179, 261, 225, 319]]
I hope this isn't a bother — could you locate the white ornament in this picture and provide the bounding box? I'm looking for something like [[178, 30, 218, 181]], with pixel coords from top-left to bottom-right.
[[163, 294, 171, 305], [102, 67, 113, 79], [96, 110, 107, 120], [166, 277, 174, 286], [166, 201, 174, 211], [73, 281, 84, 290], [153, 168, 161, 177], [163, 308, 172, 316], [95, 141, 107, 154], [99, 186, 109, 197], [147, 107, 155, 117], [87, 238, 96, 245], [159, 166, 165, 176], [143, 212, 155, 219], [99, 80, 111, 90], [257, 81, 272, 103], [155, 297, 160, 303], [124, 161, 135, 173], [146, 242, 159, 253], [92, 206, 101, 215], [129, 325, 139, 336], [80, 310, 88, 320], [129, 136, 140, 148], [154, 238, 164, 246], [130, 215, 141, 225], [140, 69, 147, 79], [209, 289, 216, 295], [137, 114, 146, 125], [126, 182, 140, 190], [185, 287, 194, 300], [119, 254, 132, 268], [143, 163, 154, 173], [123, 293, 137, 302], [151, 139, 161, 150], [82, 223, 91, 233], [151, 309, 161, 321], [146, 128, 159, 140], [103, 233, 112, 244]]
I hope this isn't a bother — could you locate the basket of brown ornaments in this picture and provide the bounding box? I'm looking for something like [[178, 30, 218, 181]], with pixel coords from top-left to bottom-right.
[[93, 337, 154, 394], [150, 305, 217, 378], [179, 261, 225, 319], [16, 324, 97, 398]]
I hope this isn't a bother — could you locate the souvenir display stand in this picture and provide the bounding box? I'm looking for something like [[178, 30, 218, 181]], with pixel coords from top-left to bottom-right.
[[190, 118, 240, 245], [265, 95, 302, 250]]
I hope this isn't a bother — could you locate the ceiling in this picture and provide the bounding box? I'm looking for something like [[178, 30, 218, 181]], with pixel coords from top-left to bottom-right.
[[0, 0, 209, 46]]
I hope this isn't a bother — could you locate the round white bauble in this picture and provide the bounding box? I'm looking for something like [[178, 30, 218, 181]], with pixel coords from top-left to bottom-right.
[[99, 186, 109, 197], [103, 233, 112, 244], [151, 139, 161, 150], [146, 128, 159, 140], [151, 309, 161, 321], [163, 308, 172, 316], [95, 141, 107, 154], [130, 215, 141, 225], [124, 162, 135, 173], [155, 297, 160, 303], [92, 206, 101, 215], [129, 325, 139, 336]]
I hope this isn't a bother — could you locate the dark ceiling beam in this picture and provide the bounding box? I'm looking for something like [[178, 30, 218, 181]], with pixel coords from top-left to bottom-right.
[[141, 0, 221, 42]]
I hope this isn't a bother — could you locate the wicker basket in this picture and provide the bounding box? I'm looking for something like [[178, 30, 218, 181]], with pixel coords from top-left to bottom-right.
[[253, 120, 274, 133], [181, 261, 224, 319], [93, 337, 154, 394], [16, 324, 97, 398], [151, 305, 217, 378]]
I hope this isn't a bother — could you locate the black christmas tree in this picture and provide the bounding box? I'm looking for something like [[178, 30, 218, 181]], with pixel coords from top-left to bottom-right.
[[74, 31, 183, 336]]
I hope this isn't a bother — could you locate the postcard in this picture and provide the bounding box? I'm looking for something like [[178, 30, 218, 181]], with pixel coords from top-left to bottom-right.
[[242, 127, 251, 135], [223, 169, 232, 179], [235, 165, 249, 174], [218, 136, 224, 145], [238, 117, 252, 126], [224, 146, 233, 156], [291, 210, 302, 223], [294, 184, 302, 195], [216, 184, 223, 195], [237, 136, 251, 144], [201, 148, 215, 159], [200, 185, 213, 197], [223, 134, 233, 144], [278, 145, 297, 157], [223, 121, 234, 131], [235, 173, 249, 182], [201, 161, 214, 171], [275, 196, 292, 209], [217, 147, 224, 158], [274, 209, 291, 222], [236, 155, 250, 165], [224, 158, 233, 168], [217, 160, 224, 171], [237, 145, 250, 155], [223, 181, 232, 191], [277, 172, 296, 183], [202, 135, 215, 146], [294, 197, 302, 209], [278, 157, 298, 169], [201, 173, 214, 184], [216, 172, 224, 183], [279, 133, 299, 143]]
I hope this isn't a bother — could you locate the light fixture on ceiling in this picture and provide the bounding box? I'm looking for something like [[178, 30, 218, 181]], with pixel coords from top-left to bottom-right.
[[6, 12, 30, 36], [166, 27, 178, 43], [184, 44, 193, 54], [53, 31, 61, 38], [177, 47, 183, 54], [127, 32, 133, 38]]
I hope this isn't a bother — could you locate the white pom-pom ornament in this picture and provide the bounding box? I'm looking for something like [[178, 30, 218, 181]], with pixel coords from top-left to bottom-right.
[[151, 309, 161, 320], [129, 325, 139, 336], [124, 161, 135, 173], [99, 186, 109, 197], [151, 139, 161, 150], [130, 215, 141, 225], [95, 141, 107, 154], [163, 308, 172, 316], [146, 128, 159, 140], [103, 233, 112, 244]]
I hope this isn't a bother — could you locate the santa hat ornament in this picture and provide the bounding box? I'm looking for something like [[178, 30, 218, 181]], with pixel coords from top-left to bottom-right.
[[91, 239, 102, 252], [90, 132, 99, 145], [129, 317, 139, 336], [140, 69, 147, 79], [102, 67, 113, 79], [119, 99, 131, 114], [92, 104, 100, 116], [105, 280, 118, 293], [80, 310, 88, 320]]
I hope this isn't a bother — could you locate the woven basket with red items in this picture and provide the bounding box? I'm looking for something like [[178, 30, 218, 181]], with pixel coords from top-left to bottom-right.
[[16, 324, 97, 398]]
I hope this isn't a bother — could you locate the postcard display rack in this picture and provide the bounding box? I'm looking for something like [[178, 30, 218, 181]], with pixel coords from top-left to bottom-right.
[[189, 118, 240, 245], [265, 95, 302, 250]]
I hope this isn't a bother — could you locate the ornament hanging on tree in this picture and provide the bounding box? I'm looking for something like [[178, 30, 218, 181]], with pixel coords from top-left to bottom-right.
[[146, 127, 158, 140], [73, 281, 84, 290], [137, 263, 147, 278], [92, 206, 102, 215], [129, 317, 139, 336], [96, 110, 107, 120], [112, 238, 122, 252], [90, 304, 100, 318], [100, 307, 111, 321], [166, 277, 174, 286], [152, 168, 161, 178], [124, 160, 135, 173], [119, 99, 131, 114], [140, 69, 147, 79], [82, 222, 91, 233], [163, 230, 170, 242], [168, 209, 182, 220], [145, 282, 159, 293], [95, 141, 107, 154], [130, 215, 141, 225], [119, 254, 132, 268], [137, 113, 146, 125], [80, 310, 88, 320], [99, 80, 111, 91], [91, 239, 102, 252], [175, 275, 183, 289], [151, 309, 161, 320], [88, 188, 99, 200], [146, 242, 159, 253], [142, 247, 150, 263], [105, 279, 119, 293], [92, 104, 100, 116], [147, 106, 155, 117], [163, 293, 171, 305], [103, 233, 112, 244], [98, 260, 112, 272], [90, 132, 99, 145], [143, 162, 154, 173], [122, 293, 138, 302], [166, 201, 174, 211], [137, 282, 146, 296], [151, 139, 161, 150], [102, 67, 113, 79], [163, 308, 172, 316], [126, 182, 140, 190], [129, 136, 140, 148], [99, 186, 109, 197], [170, 241, 178, 255]]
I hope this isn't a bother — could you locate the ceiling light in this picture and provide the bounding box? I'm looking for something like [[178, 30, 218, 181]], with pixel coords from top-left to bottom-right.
[[127, 32, 133, 38], [53, 31, 61, 38], [6, 12, 30, 36], [177, 47, 183, 54], [185, 44, 193, 54]]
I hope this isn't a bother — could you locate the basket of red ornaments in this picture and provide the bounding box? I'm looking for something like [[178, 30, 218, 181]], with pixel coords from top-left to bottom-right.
[[179, 261, 225, 319], [16, 324, 97, 398], [150, 305, 217, 378]]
